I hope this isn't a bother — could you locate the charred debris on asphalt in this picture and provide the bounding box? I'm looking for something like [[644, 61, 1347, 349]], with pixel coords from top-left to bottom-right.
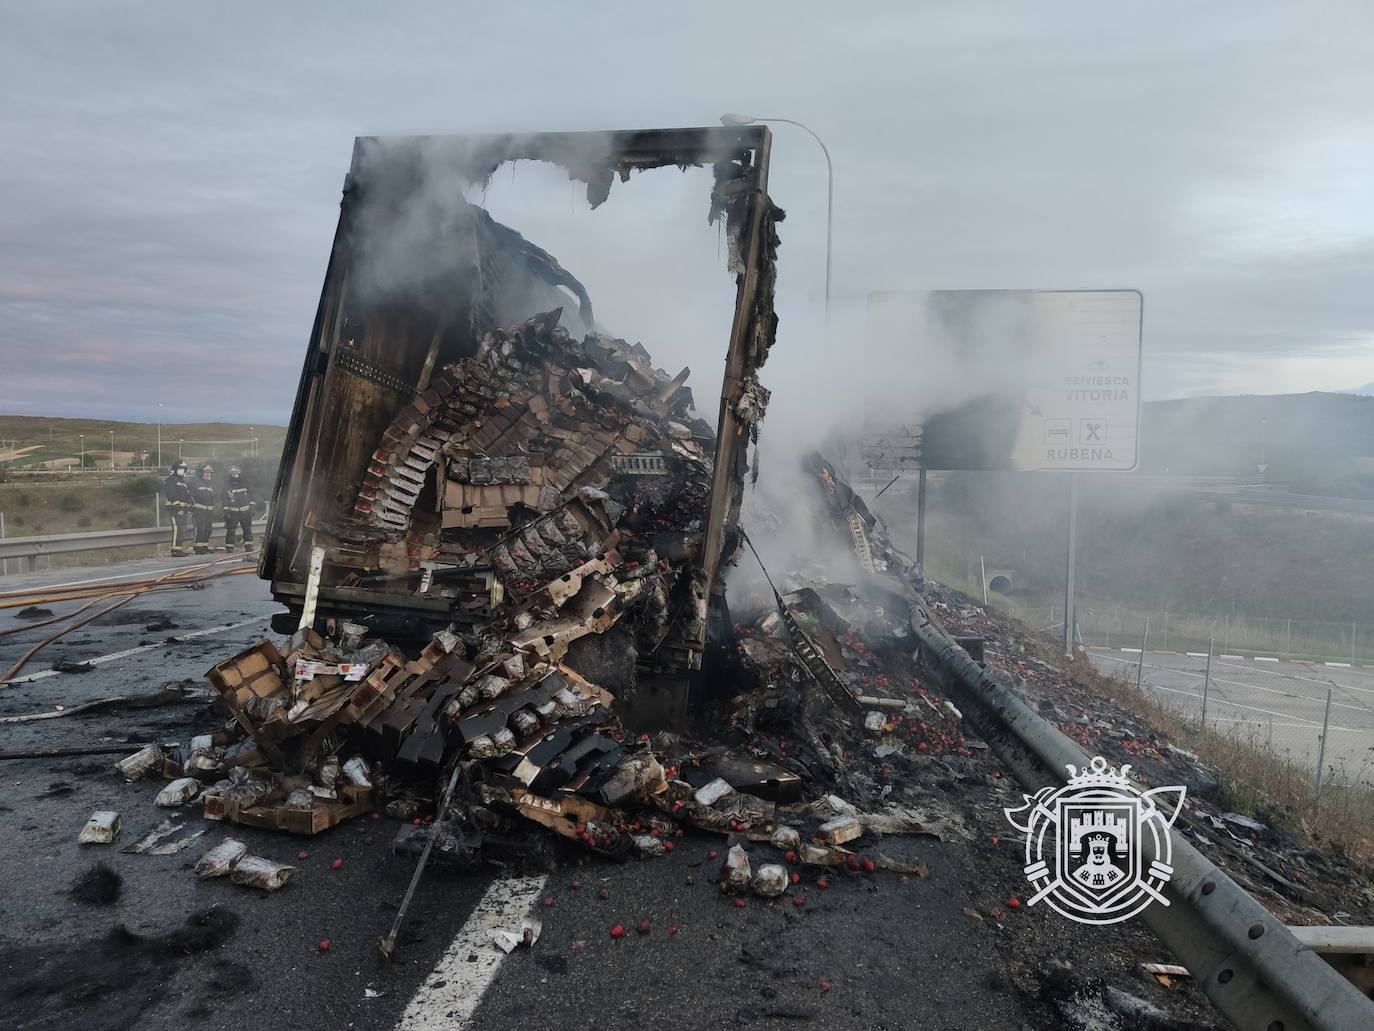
[[56, 129, 1374, 1026]]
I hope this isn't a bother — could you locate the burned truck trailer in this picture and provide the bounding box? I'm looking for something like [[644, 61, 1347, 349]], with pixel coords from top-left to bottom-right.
[[259, 127, 783, 695]]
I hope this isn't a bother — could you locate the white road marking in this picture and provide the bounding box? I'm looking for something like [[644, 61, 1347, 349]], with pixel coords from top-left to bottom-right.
[[1327, 662, 1353, 668], [1091, 652, 1374, 720], [6, 559, 228, 594], [1254, 656, 1279, 662], [1, 615, 268, 685], [395, 875, 548, 1031], [1185, 652, 1209, 658], [1220, 655, 1244, 661], [1166, 653, 1374, 702]]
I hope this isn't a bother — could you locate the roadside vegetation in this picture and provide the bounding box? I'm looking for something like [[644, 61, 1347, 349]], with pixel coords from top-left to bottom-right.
[[0, 415, 286, 472], [1045, 641, 1374, 865]]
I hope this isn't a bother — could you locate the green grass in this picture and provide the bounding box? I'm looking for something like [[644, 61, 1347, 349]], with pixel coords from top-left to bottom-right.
[[0, 458, 278, 538], [0, 478, 163, 536]]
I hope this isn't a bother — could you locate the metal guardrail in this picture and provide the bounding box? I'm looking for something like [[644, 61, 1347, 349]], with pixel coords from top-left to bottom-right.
[[909, 597, 1374, 1031], [0, 520, 267, 566]]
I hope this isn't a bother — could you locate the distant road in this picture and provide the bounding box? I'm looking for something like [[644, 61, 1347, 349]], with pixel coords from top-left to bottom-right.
[[1087, 647, 1374, 781], [1118, 478, 1374, 516]]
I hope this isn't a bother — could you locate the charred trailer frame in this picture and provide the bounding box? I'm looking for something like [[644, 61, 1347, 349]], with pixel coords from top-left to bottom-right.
[[258, 126, 781, 685]]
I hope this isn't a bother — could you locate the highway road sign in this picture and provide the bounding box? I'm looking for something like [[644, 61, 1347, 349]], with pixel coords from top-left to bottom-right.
[[866, 289, 1143, 472]]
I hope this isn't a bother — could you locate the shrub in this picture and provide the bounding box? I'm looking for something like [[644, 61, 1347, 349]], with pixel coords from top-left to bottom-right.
[[60, 493, 83, 512], [117, 475, 161, 500], [77, 516, 92, 528]]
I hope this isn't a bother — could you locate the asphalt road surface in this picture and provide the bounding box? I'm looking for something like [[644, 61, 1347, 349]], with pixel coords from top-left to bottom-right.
[[0, 556, 1233, 1031], [0, 555, 1041, 1031], [1087, 647, 1374, 782]]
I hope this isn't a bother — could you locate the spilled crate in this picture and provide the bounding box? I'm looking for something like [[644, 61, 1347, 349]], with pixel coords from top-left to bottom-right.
[[203, 783, 375, 835]]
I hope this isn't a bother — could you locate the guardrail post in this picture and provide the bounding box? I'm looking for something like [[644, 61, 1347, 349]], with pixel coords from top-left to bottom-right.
[[1315, 684, 1333, 797], [1135, 617, 1149, 691], [1201, 637, 1212, 731]]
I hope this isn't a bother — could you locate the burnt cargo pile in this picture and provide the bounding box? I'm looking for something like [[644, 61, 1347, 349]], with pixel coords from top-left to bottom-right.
[[175, 308, 731, 848], [105, 127, 995, 919], [110, 437, 980, 882]]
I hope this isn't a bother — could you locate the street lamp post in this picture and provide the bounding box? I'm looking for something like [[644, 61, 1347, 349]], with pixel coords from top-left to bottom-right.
[[109, 430, 115, 470], [720, 113, 833, 326], [79, 434, 84, 470], [157, 402, 163, 471]]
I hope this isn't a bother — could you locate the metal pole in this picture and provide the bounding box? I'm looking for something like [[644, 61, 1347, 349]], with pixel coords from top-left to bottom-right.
[[1286, 618, 1292, 659], [157, 406, 162, 470], [1353, 622, 1358, 664], [1201, 637, 1213, 731], [915, 468, 927, 572], [155, 493, 161, 529], [1135, 617, 1149, 691], [720, 115, 831, 328], [980, 555, 988, 605], [1314, 683, 1333, 796], [1063, 473, 1077, 657], [0, 511, 6, 577], [1223, 613, 1230, 654]]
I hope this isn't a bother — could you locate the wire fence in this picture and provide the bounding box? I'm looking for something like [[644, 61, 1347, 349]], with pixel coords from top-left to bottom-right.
[[1023, 600, 1374, 666], [999, 599, 1374, 799]]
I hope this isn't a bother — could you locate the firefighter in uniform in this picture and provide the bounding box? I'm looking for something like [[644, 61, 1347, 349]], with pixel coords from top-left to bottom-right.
[[161, 460, 193, 556], [220, 466, 254, 552], [190, 463, 217, 554]]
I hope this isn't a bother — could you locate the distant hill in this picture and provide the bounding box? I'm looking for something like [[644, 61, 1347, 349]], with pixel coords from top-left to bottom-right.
[[0, 415, 286, 472], [1139, 392, 1374, 496]]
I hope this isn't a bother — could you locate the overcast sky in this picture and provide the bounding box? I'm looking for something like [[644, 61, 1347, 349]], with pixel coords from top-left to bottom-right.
[[2, 2, 1372, 426]]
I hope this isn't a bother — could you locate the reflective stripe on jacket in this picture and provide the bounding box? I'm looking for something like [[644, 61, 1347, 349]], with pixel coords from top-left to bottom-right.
[[222, 486, 251, 512]]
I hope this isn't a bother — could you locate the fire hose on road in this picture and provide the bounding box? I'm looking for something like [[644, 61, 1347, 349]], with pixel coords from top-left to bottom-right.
[[0, 557, 256, 684]]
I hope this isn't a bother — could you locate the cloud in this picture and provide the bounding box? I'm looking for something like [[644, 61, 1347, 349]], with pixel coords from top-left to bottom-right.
[[1, 2, 1372, 426]]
